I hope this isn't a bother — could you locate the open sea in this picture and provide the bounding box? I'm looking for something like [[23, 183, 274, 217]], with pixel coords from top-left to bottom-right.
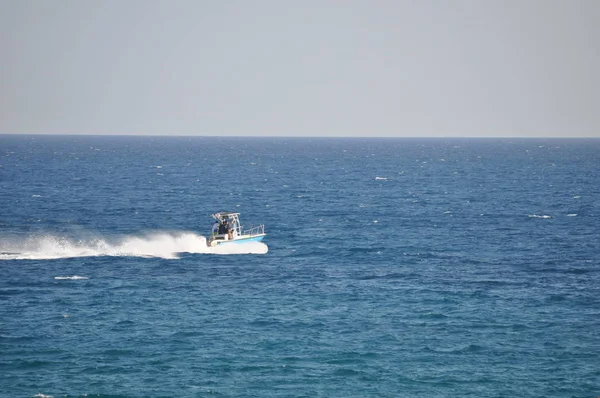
[[0, 135, 599, 397]]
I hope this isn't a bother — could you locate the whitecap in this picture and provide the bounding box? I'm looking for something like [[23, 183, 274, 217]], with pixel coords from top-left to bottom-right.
[[54, 276, 89, 280], [528, 214, 552, 219], [567, 214, 577, 217], [375, 177, 389, 180]]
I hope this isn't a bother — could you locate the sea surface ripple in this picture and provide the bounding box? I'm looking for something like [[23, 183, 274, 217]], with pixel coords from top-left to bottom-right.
[[1, 136, 599, 397]]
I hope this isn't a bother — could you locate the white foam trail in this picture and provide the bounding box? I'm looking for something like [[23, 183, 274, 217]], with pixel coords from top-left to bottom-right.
[[54, 276, 89, 280], [0, 232, 268, 260]]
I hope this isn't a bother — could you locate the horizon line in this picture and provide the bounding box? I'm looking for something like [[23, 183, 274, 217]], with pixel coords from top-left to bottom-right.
[[1, 132, 599, 139]]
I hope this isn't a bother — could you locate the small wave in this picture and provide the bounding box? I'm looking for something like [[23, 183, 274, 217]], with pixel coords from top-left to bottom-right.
[[528, 214, 552, 219], [567, 213, 577, 217], [54, 276, 89, 280], [333, 368, 362, 376], [421, 312, 449, 320], [348, 247, 383, 254], [375, 176, 389, 180], [423, 344, 483, 354]]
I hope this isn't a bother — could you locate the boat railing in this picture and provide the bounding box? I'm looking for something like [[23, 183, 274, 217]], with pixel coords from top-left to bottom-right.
[[242, 224, 265, 236]]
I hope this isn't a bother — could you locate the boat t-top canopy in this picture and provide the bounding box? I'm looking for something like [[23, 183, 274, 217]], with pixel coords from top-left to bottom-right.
[[212, 212, 240, 219], [212, 212, 242, 224]]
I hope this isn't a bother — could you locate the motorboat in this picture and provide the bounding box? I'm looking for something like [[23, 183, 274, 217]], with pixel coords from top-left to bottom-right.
[[207, 212, 266, 247]]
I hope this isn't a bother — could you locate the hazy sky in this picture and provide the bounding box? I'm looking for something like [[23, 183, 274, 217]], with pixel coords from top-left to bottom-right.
[[1, 0, 599, 137]]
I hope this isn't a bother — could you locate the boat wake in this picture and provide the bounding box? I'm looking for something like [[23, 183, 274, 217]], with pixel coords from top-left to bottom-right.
[[0, 232, 268, 260]]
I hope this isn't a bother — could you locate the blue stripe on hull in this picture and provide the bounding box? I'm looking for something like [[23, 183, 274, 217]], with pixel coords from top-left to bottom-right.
[[217, 235, 265, 245]]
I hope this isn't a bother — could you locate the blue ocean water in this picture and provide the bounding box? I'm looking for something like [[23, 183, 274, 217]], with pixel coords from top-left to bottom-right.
[[1, 135, 599, 397]]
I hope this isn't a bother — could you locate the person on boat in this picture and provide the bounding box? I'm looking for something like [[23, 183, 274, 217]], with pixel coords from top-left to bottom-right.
[[211, 220, 219, 236], [218, 219, 229, 235], [230, 220, 238, 239]]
